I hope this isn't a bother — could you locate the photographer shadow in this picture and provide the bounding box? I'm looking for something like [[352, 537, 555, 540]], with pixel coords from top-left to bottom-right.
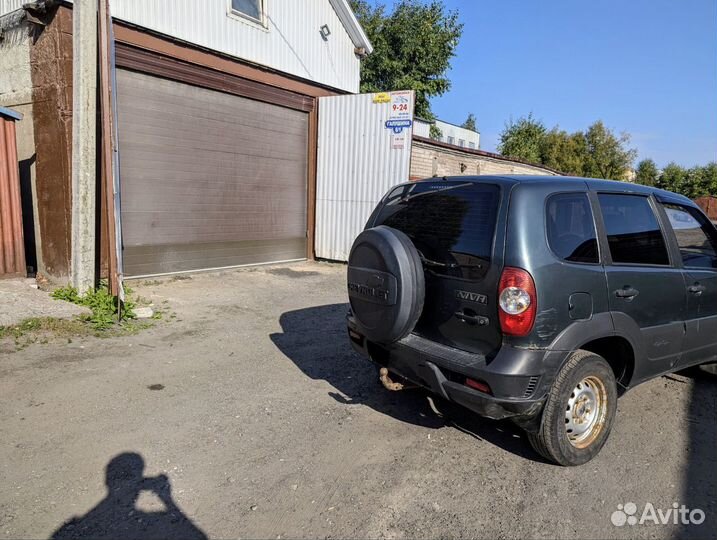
[[52, 453, 207, 540]]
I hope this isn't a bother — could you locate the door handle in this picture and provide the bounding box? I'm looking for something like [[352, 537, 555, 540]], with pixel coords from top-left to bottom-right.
[[688, 284, 706, 296], [615, 287, 639, 299]]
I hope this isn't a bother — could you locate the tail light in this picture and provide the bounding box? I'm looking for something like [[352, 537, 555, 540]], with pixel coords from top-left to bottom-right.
[[498, 267, 537, 337]]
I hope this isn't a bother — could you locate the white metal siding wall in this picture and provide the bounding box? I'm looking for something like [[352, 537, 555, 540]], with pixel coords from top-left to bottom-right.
[[315, 92, 414, 261], [110, 0, 360, 93], [0, 1, 361, 91], [435, 121, 480, 149], [0, 0, 24, 15]]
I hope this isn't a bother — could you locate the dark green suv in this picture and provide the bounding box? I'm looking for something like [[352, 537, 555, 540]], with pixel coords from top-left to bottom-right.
[[346, 176, 717, 466]]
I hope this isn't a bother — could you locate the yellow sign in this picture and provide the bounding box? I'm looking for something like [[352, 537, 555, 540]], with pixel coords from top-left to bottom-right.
[[372, 92, 391, 104]]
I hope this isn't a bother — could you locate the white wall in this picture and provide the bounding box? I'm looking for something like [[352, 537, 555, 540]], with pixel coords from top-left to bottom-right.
[[413, 118, 431, 138], [316, 91, 415, 261], [412, 118, 481, 149], [435, 120, 480, 149], [111, 0, 362, 93], [0, 0, 362, 92]]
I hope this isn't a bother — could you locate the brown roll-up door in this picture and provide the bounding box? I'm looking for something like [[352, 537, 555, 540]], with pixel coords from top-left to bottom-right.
[[116, 69, 308, 276]]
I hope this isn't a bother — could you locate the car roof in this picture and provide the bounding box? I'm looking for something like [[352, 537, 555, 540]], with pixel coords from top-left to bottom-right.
[[417, 175, 693, 205]]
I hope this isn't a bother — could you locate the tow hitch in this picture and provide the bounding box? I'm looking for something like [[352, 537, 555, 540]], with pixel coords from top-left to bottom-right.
[[379, 367, 417, 391]]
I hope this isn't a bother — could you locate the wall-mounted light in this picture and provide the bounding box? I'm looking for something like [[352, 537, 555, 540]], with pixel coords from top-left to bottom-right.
[[320, 24, 331, 41]]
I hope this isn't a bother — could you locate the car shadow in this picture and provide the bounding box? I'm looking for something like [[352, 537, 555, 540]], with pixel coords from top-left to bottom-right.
[[270, 303, 547, 462], [677, 366, 717, 538], [51, 453, 207, 540]]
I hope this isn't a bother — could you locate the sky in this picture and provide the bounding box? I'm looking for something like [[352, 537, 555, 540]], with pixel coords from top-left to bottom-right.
[[376, 0, 717, 167]]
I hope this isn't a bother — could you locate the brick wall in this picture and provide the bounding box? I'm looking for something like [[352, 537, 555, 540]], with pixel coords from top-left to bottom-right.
[[410, 137, 559, 180]]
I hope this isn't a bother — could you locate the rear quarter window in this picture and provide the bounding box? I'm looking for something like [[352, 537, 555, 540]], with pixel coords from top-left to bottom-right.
[[546, 193, 599, 264]]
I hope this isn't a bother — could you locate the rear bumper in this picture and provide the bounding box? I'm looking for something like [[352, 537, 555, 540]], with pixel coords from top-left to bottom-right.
[[348, 316, 557, 423]]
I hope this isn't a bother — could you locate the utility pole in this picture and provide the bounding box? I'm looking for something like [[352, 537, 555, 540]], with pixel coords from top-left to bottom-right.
[[71, 0, 98, 294]]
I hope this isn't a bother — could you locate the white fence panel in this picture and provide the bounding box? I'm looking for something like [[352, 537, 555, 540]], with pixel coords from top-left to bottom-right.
[[315, 91, 414, 261]]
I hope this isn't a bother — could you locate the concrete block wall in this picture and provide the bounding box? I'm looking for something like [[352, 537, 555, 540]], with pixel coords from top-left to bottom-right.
[[410, 137, 558, 180]]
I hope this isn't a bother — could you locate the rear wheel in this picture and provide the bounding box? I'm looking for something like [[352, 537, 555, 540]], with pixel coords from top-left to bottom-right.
[[528, 350, 617, 466]]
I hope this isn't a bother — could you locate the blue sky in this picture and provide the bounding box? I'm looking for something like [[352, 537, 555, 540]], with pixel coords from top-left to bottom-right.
[[374, 0, 717, 167]]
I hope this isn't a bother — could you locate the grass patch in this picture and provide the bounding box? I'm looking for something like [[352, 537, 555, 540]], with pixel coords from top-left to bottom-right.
[[52, 282, 137, 330], [0, 283, 170, 352], [0, 316, 156, 351], [0, 317, 90, 340]]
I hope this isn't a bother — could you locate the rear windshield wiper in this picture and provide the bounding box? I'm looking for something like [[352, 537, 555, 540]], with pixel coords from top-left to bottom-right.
[[396, 182, 474, 204], [418, 253, 483, 270]]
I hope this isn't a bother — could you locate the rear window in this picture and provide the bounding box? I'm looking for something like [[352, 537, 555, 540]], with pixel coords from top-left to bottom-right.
[[546, 193, 599, 264], [598, 193, 670, 266], [373, 182, 500, 278]]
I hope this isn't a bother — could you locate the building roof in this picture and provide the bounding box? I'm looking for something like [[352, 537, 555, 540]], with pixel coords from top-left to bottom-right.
[[329, 0, 373, 54]]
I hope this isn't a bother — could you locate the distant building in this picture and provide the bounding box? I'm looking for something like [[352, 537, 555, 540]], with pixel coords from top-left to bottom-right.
[[414, 117, 480, 149]]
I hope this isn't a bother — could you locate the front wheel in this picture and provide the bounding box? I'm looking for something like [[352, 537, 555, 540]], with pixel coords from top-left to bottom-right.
[[528, 350, 617, 466]]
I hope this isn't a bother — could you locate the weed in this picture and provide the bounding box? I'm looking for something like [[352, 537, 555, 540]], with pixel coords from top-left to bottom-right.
[[52, 282, 137, 330]]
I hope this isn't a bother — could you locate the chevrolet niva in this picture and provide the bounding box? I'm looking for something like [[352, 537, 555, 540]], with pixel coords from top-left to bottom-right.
[[347, 176, 717, 466]]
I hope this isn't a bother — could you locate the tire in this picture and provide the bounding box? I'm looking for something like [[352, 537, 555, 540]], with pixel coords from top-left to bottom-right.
[[527, 350, 617, 466], [347, 226, 424, 344]]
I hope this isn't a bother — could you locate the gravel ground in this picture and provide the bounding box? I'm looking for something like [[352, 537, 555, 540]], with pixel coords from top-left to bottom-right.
[[0, 279, 89, 327], [0, 262, 715, 539]]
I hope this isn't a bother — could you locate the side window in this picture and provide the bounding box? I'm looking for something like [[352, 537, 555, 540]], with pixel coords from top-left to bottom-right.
[[546, 193, 599, 263], [663, 203, 717, 269], [598, 194, 670, 266]]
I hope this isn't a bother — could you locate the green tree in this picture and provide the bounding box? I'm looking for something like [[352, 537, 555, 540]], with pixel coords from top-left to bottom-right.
[[540, 128, 587, 176], [497, 113, 546, 163], [461, 113, 477, 132], [656, 162, 688, 193], [701, 162, 717, 196], [583, 121, 637, 180], [350, 0, 463, 120], [634, 158, 659, 186]]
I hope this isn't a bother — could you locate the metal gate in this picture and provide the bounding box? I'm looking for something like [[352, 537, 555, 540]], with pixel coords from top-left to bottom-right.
[[314, 91, 414, 261], [116, 69, 308, 277]]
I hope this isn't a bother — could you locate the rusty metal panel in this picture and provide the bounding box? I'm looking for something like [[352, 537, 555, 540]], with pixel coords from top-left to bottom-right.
[[0, 108, 26, 277], [695, 196, 717, 221], [315, 91, 415, 261], [116, 69, 308, 276]]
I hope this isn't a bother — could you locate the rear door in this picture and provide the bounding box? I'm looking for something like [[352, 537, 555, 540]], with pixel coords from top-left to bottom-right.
[[370, 180, 505, 355], [597, 193, 687, 377], [660, 202, 717, 367]]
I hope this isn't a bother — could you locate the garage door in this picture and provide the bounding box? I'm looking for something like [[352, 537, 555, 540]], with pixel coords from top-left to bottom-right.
[[116, 69, 308, 276]]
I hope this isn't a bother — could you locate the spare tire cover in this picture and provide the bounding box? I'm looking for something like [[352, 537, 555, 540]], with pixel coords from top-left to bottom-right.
[[347, 225, 425, 344]]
